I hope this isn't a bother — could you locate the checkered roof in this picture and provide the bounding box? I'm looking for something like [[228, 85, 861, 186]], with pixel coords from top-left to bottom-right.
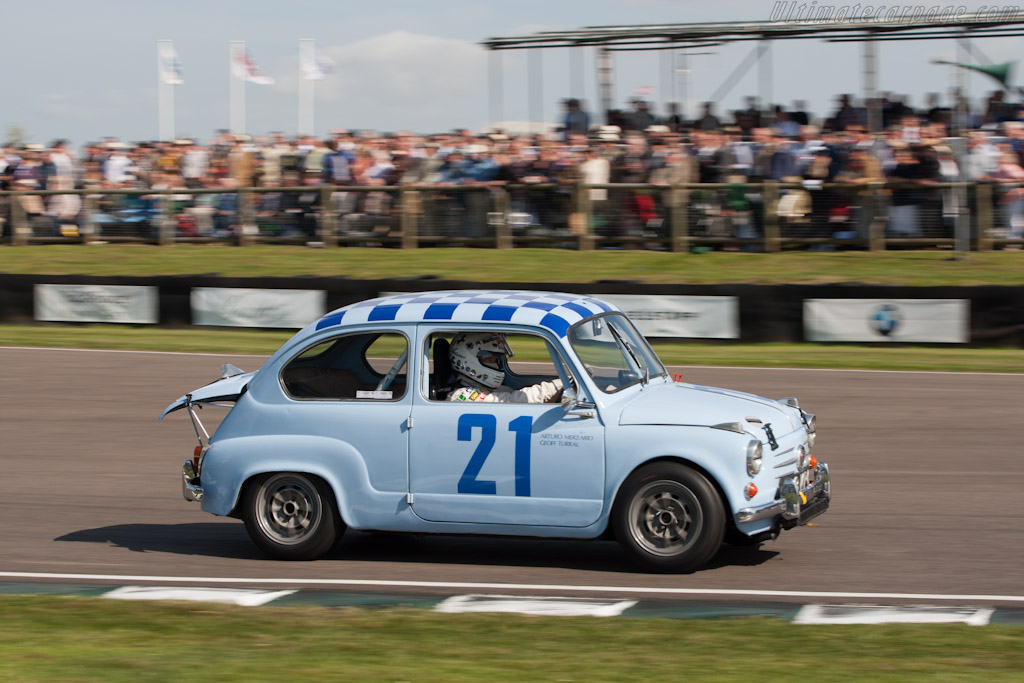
[[315, 290, 619, 337]]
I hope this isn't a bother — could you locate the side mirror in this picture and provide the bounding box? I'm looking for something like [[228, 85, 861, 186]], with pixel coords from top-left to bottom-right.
[[561, 386, 579, 411], [561, 386, 596, 417]]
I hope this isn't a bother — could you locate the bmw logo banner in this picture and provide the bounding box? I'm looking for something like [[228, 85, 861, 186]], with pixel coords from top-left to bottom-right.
[[803, 299, 969, 343]]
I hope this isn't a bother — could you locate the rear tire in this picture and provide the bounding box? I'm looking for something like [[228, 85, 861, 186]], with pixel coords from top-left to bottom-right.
[[242, 472, 341, 560], [613, 462, 725, 573]]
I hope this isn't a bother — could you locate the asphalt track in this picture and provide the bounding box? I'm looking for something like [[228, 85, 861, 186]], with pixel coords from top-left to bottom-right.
[[3, 347, 1023, 607]]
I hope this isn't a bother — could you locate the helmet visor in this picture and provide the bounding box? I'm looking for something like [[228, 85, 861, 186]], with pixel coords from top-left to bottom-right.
[[477, 351, 505, 370]]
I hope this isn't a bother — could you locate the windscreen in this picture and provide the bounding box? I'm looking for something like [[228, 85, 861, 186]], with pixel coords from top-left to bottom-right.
[[568, 314, 665, 393]]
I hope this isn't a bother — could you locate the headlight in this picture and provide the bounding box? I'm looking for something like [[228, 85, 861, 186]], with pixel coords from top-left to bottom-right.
[[795, 444, 810, 470], [803, 412, 816, 446], [746, 440, 763, 476]]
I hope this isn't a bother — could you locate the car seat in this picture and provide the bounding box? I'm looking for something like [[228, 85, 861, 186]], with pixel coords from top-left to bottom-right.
[[430, 337, 454, 400]]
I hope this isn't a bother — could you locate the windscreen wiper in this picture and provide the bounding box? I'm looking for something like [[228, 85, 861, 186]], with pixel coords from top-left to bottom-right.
[[609, 324, 648, 386]]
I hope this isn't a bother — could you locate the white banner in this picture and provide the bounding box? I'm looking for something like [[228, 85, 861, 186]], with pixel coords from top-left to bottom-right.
[[35, 284, 158, 324], [600, 295, 739, 339], [804, 299, 969, 343], [191, 288, 326, 328]]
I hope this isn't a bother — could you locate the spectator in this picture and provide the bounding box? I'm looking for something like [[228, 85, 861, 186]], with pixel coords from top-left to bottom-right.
[[965, 132, 1000, 181], [180, 141, 210, 188], [991, 151, 1024, 245], [559, 98, 591, 140], [627, 98, 657, 133], [102, 143, 133, 184], [695, 102, 721, 131]]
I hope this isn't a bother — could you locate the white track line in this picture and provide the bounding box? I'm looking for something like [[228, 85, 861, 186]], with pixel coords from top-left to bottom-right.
[[2, 346, 1022, 377], [2, 572, 1023, 603]]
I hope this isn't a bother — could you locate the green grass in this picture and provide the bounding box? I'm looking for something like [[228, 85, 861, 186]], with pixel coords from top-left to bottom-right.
[[4, 244, 1024, 285], [0, 596, 1021, 682], [4, 325, 1024, 372]]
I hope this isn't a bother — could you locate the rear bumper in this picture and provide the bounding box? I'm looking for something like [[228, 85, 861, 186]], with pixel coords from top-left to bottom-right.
[[182, 460, 204, 502], [735, 462, 831, 526]]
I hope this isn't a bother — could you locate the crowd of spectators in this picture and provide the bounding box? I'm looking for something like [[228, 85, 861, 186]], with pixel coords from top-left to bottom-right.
[[3, 88, 1024, 244]]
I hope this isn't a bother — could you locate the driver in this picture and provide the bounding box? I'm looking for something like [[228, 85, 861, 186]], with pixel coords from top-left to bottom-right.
[[447, 332, 562, 403]]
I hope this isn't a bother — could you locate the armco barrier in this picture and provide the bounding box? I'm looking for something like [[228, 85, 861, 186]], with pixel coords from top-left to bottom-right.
[[3, 274, 1024, 346]]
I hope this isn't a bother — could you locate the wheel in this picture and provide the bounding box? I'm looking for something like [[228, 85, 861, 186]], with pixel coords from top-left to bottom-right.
[[242, 472, 342, 560], [612, 462, 725, 573]]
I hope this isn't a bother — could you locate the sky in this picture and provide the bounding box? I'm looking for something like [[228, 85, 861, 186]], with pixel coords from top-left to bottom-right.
[[3, 0, 1023, 147]]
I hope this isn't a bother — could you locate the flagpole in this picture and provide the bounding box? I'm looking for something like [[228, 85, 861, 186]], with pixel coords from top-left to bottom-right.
[[299, 38, 315, 136], [230, 40, 245, 134], [157, 40, 175, 141]]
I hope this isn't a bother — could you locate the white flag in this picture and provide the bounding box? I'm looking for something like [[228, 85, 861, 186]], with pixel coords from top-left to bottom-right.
[[301, 49, 336, 80], [158, 42, 184, 85], [232, 48, 274, 85]]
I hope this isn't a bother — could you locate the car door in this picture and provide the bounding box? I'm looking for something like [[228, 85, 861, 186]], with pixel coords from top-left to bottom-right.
[[408, 325, 605, 527]]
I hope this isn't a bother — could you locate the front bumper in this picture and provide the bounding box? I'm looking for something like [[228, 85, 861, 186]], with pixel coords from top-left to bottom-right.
[[735, 462, 830, 526], [182, 460, 204, 502]]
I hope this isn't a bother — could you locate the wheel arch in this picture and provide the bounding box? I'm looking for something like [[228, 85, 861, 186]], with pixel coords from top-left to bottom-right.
[[232, 469, 342, 526], [201, 434, 369, 523]]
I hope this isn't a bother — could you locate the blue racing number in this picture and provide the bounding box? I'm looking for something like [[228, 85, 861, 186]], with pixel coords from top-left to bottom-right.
[[457, 414, 533, 496]]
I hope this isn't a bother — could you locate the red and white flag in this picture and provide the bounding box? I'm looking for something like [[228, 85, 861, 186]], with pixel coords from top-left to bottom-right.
[[232, 49, 274, 85]]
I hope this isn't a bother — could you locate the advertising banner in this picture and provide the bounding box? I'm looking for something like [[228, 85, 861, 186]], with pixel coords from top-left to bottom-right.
[[191, 288, 326, 328], [600, 295, 739, 339], [804, 299, 969, 343], [35, 284, 158, 324]]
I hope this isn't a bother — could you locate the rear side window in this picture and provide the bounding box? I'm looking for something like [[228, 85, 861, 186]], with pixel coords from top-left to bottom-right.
[[281, 332, 408, 400]]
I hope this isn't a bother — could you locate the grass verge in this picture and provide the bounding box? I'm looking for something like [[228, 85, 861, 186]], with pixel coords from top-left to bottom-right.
[[3, 324, 1024, 372], [4, 244, 1024, 285], [0, 596, 1021, 682]]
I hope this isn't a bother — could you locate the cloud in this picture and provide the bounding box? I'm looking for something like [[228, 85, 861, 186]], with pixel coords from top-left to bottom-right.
[[265, 31, 489, 131], [320, 31, 485, 105]]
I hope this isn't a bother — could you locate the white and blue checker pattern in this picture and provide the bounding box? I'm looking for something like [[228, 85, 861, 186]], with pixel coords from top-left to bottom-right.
[[315, 290, 619, 337]]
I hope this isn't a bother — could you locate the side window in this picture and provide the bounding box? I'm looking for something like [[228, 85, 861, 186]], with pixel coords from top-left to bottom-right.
[[425, 330, 569, 402], [281, 331, 408, 400]]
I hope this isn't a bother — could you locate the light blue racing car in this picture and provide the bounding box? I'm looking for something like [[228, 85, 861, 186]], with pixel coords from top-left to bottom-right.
[[162, 290, 829, 573]]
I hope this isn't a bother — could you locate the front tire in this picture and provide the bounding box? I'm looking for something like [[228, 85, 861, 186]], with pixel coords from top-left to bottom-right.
[[613, 462, 725, 573], [242, 472, 341, 560]]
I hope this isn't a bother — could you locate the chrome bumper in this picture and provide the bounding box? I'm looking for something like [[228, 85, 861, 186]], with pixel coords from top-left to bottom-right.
[[181, 460, 204, 502], [736, 462, 830, 525]]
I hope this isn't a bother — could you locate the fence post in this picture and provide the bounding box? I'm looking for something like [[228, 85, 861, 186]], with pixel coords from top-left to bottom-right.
[[576, 177, 594, 251], [494, 188, 512, 249], [157, 193, 174, 246], [401, 187, 419, 249], [869, 183, 886, 251], [237, 188, 255, 246], [81, 194, 97, 245], [670, 183, 689, 253], [763, 181, 780, 253], [319, 186, 337, 247], [976, 183, 993, 252], [11, 193, 28, 246]]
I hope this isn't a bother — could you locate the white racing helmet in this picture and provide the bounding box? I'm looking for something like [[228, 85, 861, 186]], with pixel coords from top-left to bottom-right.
[[449, 332, 513, 389]]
